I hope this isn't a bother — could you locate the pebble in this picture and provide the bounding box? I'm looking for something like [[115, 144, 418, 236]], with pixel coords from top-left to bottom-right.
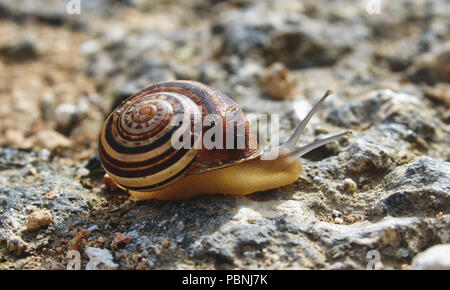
[[39, 92, 56, 123], [412, 244, 450, 270], [0, 38, 38, 61], [425, 83, 450, 106], [26, 210, 53, 231], [343, 178, 357, 194], [27, 166, 38, 175], [44, 192, 59, 200], [54, 98, 89, 131], [102, 173, 118, 191], [4, 129, 29, 148], [85, 247, 119, 270], [39, 149, 52, 161], [88, 225, 99, 232], [80, 40, 101, 55], [162, 240, 170, 249], [381, 229, 401, 246], [332, 210, 342, 218], [7, 235, 27, 256], [264, 62, 294, 100], [344, 216, 356, 223], [30, 129, 71, 150], [25, 205, 36, 213], [113, 233, 132, 245], [76, 167, 90, 178]]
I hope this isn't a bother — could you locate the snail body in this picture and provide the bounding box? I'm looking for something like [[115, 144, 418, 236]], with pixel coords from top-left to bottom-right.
[[127, 156, 302, 200], [99, 80, 350, 200]]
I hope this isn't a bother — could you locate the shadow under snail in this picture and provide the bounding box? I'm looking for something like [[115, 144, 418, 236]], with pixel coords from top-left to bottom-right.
[[98, 80, 351, 200]]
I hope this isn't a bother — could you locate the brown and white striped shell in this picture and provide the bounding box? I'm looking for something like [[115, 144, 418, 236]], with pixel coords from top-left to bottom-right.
[[98, 80, 262, 193]]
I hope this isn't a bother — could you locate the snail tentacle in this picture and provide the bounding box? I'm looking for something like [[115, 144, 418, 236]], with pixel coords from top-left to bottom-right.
[[282, 90, 333, 153], [286, 131, 352, 159]]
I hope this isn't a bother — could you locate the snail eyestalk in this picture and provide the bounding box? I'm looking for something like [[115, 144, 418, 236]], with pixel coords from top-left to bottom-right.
[[283, 90, 333, 153], [286, 131, 352, 159]]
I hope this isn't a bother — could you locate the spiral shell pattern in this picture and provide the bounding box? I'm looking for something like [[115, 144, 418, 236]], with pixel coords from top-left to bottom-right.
[[99, 80, 262, 193], [99, 87, 201, 192]]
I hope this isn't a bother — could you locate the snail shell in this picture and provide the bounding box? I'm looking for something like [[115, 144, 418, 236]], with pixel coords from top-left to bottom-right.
[[98, 80, 261, 193]]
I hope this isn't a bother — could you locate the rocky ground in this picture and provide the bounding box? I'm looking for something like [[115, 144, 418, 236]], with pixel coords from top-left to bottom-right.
[[0, 0, 449, 270]]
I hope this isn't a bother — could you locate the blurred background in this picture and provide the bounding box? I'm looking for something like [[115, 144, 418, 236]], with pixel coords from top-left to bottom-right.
[[0, 0, 448, 162]]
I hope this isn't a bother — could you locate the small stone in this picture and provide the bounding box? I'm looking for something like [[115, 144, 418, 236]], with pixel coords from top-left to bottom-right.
[[30, 129, 71, 150], [162, 240, 170, 249], [401, 264, 411, 270], [136, 263, 148, 270], [26, 210, 53, 231], [71, 230, 90, 251], [344, 216, 356, 223], [39, 149, 52, 160], [7, 235, 27, 256], [0, 37, 38, 61], [334, 217, 344, 224], [44, 192, 59, 200], [103, 173, 118, 191], [113, 233, 132, 245], [76, 167, 90, 178], [264, 62, 294, 100], [412, 244, 450, 270], [85, 247, 119, 270], [381, 228, 401, 247], [425, 83, 450, 106], [54, 102, 84, 130], [397, 248, 410, 258], [4, 129, 29, 148], [25, 205, 36, 214], [343, 178, 357, 194], [39, 92, 55, 123], [80, 40, 101, 55], [88, 225, 99, 232], [409, 47, 450, 84], [28, 167, 38, 175], [332, 210, 342, 218]]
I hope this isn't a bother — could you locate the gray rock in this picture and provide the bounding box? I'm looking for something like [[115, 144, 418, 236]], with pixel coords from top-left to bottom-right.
[[327, 89, 442, 142], [369, 157, 450, 218], [0, 37, 38, 62], [215, 4, 368, 68], [0, 0, 115, 25], [85, 247, 118, 270], [412, 244, 450, 270], [0, 148, 98, 263], [408, 45, 450, 85], [54, 98, 90, 134]]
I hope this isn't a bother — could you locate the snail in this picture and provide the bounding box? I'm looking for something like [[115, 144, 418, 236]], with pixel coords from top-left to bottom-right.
[[98, 80, 350, 200]]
